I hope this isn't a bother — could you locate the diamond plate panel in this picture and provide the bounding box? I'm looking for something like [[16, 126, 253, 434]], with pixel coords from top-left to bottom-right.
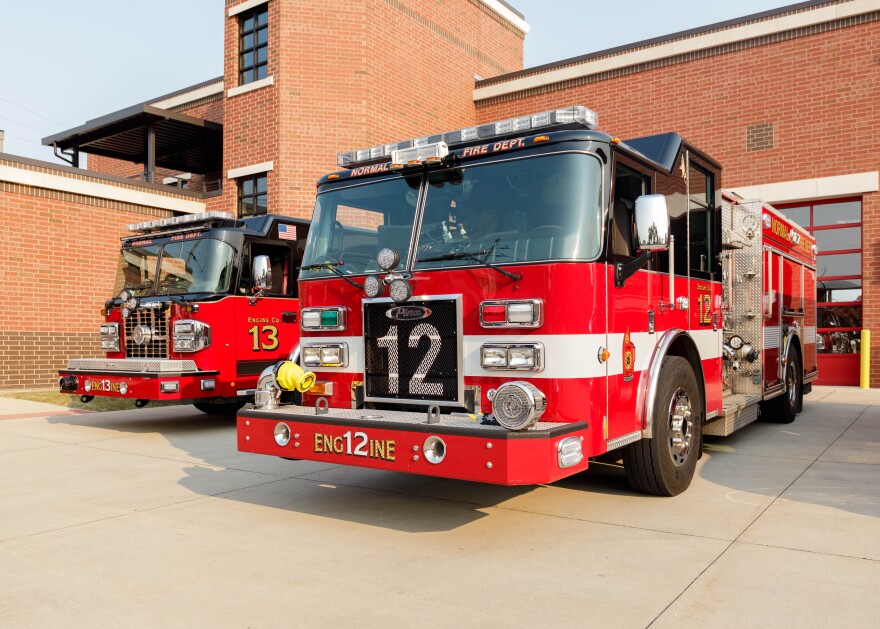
[[67, 358, 198, 372]]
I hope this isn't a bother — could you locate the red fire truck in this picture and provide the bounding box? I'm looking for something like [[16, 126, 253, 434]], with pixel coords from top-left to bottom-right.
[[59, 211, 310, 414], [237, 106, 817, 494]]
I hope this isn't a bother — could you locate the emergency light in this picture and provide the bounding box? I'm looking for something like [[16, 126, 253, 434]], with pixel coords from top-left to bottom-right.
[[127, 211, 235, 234], [336, 105, 599, 169]]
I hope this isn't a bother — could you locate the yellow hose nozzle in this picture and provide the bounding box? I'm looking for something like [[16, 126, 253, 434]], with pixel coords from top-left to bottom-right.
[[276, 361, 317, 393]]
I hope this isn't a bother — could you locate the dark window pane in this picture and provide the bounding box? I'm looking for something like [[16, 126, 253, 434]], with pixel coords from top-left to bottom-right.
[[257, 9, 268, 26], [243, 15, 254, 31], [241, 178, 254, 195], [256, 65, 268, 80], [817, 253, 861, 278], [813, 201, 860, 227], [256, 175, 267, 193], [814, 227, 860, 252], [256, 194, 268, 214], [781, 206, 810, 227], [257, 46, 268, 64], [242, 51, 254, 68], [257, 28, 268, 45], [242, 69, 254, 84], [243, 33, 254, 50]]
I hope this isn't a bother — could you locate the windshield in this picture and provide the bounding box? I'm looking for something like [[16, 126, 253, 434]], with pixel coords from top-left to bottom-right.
[[113, 238, 235, 297], [415, 153, 603, 268], [301, 175, 421, 278], [302, 152, 603, 279]]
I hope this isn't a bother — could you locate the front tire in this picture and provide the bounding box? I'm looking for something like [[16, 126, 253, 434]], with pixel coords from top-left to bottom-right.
[[771, 351, 801, 424], [623, 356, 701, 496]]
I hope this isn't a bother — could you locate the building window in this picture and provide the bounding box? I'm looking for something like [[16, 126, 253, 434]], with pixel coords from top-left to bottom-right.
[[777, 198, 862, 356], [239, 4, 268, 85], [238, 173, 267, 216]]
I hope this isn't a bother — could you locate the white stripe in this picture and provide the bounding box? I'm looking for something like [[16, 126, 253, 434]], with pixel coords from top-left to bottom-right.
[[691, 328, 722, 361]]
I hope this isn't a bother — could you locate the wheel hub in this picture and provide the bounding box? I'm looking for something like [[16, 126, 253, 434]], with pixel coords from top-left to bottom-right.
[[668, 388, 693, 466]]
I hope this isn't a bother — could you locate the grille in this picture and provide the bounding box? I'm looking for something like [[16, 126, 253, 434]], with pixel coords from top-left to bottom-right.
[[364, 299, 459, 404], [124, 308, 169, 359]]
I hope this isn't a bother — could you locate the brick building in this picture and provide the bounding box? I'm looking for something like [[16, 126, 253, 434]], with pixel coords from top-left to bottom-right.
[[1, 0, 877, 388]]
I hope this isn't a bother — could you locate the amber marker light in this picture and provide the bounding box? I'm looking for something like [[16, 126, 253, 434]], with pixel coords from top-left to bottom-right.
[[533, 135, 550, 143], [390, 163, 404, 170], [610, 137, 621, 145], [407, 160, 422, 166], [426, 156, 442, 164], [328, 174, 340, 180], [598, 347, 611, 363]]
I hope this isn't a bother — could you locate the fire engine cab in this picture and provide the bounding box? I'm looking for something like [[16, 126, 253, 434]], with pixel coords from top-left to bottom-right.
[[59, 211, 310, 414], [237, 106, 817, 495]]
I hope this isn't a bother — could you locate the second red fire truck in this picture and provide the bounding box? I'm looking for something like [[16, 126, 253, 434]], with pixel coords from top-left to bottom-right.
[[237, 106, 817, 495], [59, 211, 310, 414]]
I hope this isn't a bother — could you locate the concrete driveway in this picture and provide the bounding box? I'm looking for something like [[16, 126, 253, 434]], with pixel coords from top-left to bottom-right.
[[0, 386, 877, 628]]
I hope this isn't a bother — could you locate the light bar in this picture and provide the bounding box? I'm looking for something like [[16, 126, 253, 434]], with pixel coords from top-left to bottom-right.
[[126, 211, 234, 234], [336, 105, 599, 169], [391, 142, 449, 165]]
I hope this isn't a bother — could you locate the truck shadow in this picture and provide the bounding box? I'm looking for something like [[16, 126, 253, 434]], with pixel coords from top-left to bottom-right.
[[48, 406, 534, 533], [46, 397, 877, 531]]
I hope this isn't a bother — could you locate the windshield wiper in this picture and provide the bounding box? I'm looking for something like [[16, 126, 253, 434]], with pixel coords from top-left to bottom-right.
[[298, 259, 364, 290], [417, 242, 521, 281]]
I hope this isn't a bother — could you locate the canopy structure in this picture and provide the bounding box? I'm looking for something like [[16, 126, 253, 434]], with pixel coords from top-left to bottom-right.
[[43, 104, 223, 182]]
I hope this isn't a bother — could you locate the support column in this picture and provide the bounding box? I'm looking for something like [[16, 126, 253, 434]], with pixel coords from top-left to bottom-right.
[[145, 124, 156, 183]]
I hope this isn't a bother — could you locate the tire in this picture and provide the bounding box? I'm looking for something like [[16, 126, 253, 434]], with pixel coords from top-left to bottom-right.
[[623, 356, 701, 496], [193, 400, 246, 416], [771, 351, 801, 424]]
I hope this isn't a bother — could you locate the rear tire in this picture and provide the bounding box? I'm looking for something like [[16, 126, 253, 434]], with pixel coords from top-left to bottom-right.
[[623, 356, 701, 496], [193, 400, 246, 416]]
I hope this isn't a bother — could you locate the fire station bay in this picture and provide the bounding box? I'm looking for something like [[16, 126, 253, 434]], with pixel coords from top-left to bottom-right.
[[0, 0, 877, 391]]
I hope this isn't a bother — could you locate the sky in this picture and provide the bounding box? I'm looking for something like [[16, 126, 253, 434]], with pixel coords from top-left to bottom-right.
[[0, 0, 797, 164]]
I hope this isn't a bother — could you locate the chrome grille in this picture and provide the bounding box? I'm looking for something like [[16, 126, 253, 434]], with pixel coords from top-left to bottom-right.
[[124, 308, 169, 359]]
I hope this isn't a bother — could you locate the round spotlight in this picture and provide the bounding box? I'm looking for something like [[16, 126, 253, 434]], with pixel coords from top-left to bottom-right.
[[119, 381, 128, 395], [389, 278, 412, 304], [117, 289, 132, 302], [125, 297, 139, 310], [492, 381, 546, 431], [376, 247, 400, 272], [132, 325, 153, 345], [274, 422, 292, 446], [364, 275, 383, 298], [121, 306, 132, 319], [423, 436, 447, 464]]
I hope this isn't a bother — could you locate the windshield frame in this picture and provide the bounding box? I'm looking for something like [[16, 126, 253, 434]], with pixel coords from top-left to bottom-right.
[[303, 146, 607, 280]]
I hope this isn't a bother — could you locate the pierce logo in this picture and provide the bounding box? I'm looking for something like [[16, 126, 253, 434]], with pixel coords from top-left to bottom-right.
[[623, 328, 635, 382], [385, 306, 432, 321]]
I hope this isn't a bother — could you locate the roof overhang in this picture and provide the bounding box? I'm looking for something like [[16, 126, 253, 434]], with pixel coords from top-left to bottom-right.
[[43, 104, 223, 174]]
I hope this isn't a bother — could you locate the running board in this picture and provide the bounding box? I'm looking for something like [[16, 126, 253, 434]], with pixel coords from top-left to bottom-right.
[[704, 393, 761, 437]]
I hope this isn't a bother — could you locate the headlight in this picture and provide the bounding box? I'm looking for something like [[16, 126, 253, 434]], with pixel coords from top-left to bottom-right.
[[302, 343, 348, 367], [274, 422, 292, 446], [364, 275, 383, 298], [173, 319, 211, 352], [479, 343, 543, 371], [376, 247, 400, 272], [100, 322, 120, 352]]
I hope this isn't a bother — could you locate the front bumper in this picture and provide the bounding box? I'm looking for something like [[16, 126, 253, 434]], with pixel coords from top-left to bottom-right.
[[59, 364, 220, 401], [238, 405, 590, 485]]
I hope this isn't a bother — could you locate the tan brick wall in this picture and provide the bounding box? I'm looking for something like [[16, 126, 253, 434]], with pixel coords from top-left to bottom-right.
[[476, 17, 880, 384]]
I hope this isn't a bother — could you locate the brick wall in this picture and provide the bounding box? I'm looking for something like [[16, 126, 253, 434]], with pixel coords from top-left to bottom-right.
[[0, 157, 202, 389], [476, 17, 880, 385]]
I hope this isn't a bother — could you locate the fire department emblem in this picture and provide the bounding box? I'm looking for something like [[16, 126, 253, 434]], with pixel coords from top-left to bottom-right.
[[623, 328, 635, 382]]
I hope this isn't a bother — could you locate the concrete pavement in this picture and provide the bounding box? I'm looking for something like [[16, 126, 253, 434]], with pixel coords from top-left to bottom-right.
[[0, 386, 877, 627]]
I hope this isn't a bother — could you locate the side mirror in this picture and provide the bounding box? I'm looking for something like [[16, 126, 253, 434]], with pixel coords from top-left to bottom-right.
[[253, 255, 272, 291], [634, 194, 670, 252]]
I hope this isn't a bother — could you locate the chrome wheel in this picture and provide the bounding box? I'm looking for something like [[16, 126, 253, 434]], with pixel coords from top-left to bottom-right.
[[786, 361, 797, 407], [667, 388, 693, 466]]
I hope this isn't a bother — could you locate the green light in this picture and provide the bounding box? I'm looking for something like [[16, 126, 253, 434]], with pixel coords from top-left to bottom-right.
[[320, 310, 339, 327]]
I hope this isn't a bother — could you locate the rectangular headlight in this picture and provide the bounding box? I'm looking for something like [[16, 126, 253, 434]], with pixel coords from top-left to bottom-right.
[[301, 307, 346, 331], [100, 323, 119, 336], [101, 337, 120, 351], [173, 319, 211, 353], [480, 346, 508, 368], [480, 343, 544, 372], [302, 343, 348, 368]]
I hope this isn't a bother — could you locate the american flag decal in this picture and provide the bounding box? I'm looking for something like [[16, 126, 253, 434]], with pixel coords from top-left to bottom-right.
[[278, 224, 297, 240]]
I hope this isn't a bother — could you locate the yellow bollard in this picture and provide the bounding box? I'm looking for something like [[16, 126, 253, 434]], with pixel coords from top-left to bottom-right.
[[860, 330, 870, 389]]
